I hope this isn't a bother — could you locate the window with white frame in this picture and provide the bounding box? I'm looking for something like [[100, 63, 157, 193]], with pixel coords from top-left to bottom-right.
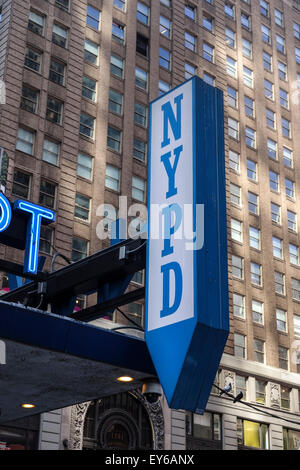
[[252, 300, 264, 324], [80, 113, 95, 139], [254, 338, 265, 363], [251, 262, 262, 286], [132, 176, 145, 202], [105, 164, 120, 192], [111, 55, 124, 79], [249, 226, 260, 250], [278, 346, 289, 370], [271, 202, 281, 224], [272, 236, 283, 259], [275, 272, 285, 295], [77, 152, 93, 180], [42, 139, 59, 165], [232, 255, 243, 279], [229, 149, 240, 172], [228, 117, 239, 140], [287, 210, 297, 232], [231, 218, 243, 242], [226, 56, 237, 77], [84, 39, 99, 65], [289, 243, 299, 265], [137, 2, 149, 25], [233, 293, 245, 319], [248, 192, 258, 215], [234, 333, 246, 358], [292, 278, 300, 301], [16, 128, 35, 155], [283, 147, 293, 168], [267, 138, 277, 160], [276, 309, 287, 332]]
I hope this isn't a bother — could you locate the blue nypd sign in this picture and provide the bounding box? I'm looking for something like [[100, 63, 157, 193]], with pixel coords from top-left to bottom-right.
[[145, 76, 229, 412]]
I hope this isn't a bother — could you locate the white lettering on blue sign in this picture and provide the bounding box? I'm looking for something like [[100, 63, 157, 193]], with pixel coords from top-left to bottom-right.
[[147, 80, 194, 331]]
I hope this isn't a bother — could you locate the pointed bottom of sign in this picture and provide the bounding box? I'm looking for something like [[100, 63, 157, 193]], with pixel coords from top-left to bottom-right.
[[146, 319, 228, 413]]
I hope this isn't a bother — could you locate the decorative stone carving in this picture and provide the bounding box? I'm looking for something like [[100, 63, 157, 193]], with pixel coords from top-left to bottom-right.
[[269, 382, 280, 408], [68, 389, 165, 450], [222, 370, 235, 394], [131, 389, 165, 450], [69, 402, 91, 450]]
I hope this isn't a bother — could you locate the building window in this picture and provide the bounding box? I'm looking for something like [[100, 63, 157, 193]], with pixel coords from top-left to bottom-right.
[[283, 147, 293, 168], [252, 300, 264, 324], [283, 429, 300, 450], [228, 117, 239, 140], [127, 303, 143, 327], [203, 15, 213, 32], [77, 152, 93, 180], [105, 164, 120, 192], [276, 35, 285, 54], [16, 128, 34, 155], [231, 218, 242, 242], [229, 150, 240, 172], [161, 0, 171, 6], [294, 314, 300, 337], [107, 127, 122, 152], [186, 412, 222, 448], [52, 24, 68, 48], [39, 180, 56, 209], [266, 109, 276, 129], [245, 127, 256, 148], [24, 47, 42, 72], [39, 226, 53, 255], [12, 170, 31, 199], [42, 139, 59, 165], [75, 193, 90, 222], [232, 255, 243, 279], [249, 226, 260, 250], [203, 43, 214, 63], [248, 192, 258, 215], [243, 66, 253, 88], [159, 47, 171, 70], [80, 113, 95, 139], [113, 21, 125, 44], [86, 5, 100, 30], [132, 176, 145, 202], [244, 96, 254, 118], [282, 117, 291, 138], [228, 86, 238, 108], [225, 3, 235, 19], [158, 80, 170, 96], [185, 32, 196, 52], [242, 38, 252, 58], [136, 33, 149, 57], [49, 59, 65, 86], [237, 419, 269, 450], [233, 293, 245, 319], [46, 97, 63, 124], [225, 27, 236, 48], [292, 278, 300, 301], [285, 178, 295, 199], [254, 338, 265, 363], [230, 183, 241, 206], [234, 333, 246, 358], [289, 243, 299, 266], [261, 24, 271, 44], [255, 380, 266, 404], [137, 2, 149, 25], [278, 61, 287, 81], [267, 138, 277, 160], [294, 22, 300, 40], [84, 39, 99, 65], [264, 79, 274, 100], [82, 76, 97, 102], [241, 12, 251, 30], [135, 67, 148, 90], [247, 159, 257, 181], [134, 102, 147, 127], [56, 0, 69, 11], [269, 170, 279, 192], [133, 138, 147, 163], [236, 375, 247, 400], [276, 308, 287, 332], [226, 56, 237, 77], [272, 236, 283, 259], [185, 63, 196, 79], [203, 72, 215, 86], [72, 237, 88, 262], [287, 210, 297, 232], [271, 202, 281, 224], [160, 16, 171, 38], [20, 85, 39, 113], [295, 47, 300, 65], [263, 51, 272, 71], [28, 11, 45, 36], [251, 262, 262, 286], [109, 89, 123, 115], [111, 55, 124, 79], [260, 0, 269, 16], [185, 4, 196, 21], [114, 0, 126, 11], [278, 346, 289, 370], [274, 272, 285, 295], [275, 9, 284, 27]]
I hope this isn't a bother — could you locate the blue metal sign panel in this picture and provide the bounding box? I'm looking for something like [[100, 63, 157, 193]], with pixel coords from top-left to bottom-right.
[[146, 76, 229, 412]]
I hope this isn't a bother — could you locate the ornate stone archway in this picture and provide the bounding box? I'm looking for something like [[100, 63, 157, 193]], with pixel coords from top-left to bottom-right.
[[68, 390, 164, 450]]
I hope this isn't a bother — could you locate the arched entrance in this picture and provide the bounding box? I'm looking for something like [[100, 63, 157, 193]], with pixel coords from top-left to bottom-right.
[[69, 390, 164, 450]]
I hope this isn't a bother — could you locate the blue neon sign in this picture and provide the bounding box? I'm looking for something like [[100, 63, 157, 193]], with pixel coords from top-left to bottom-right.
[[0, 194, 55, 274]]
